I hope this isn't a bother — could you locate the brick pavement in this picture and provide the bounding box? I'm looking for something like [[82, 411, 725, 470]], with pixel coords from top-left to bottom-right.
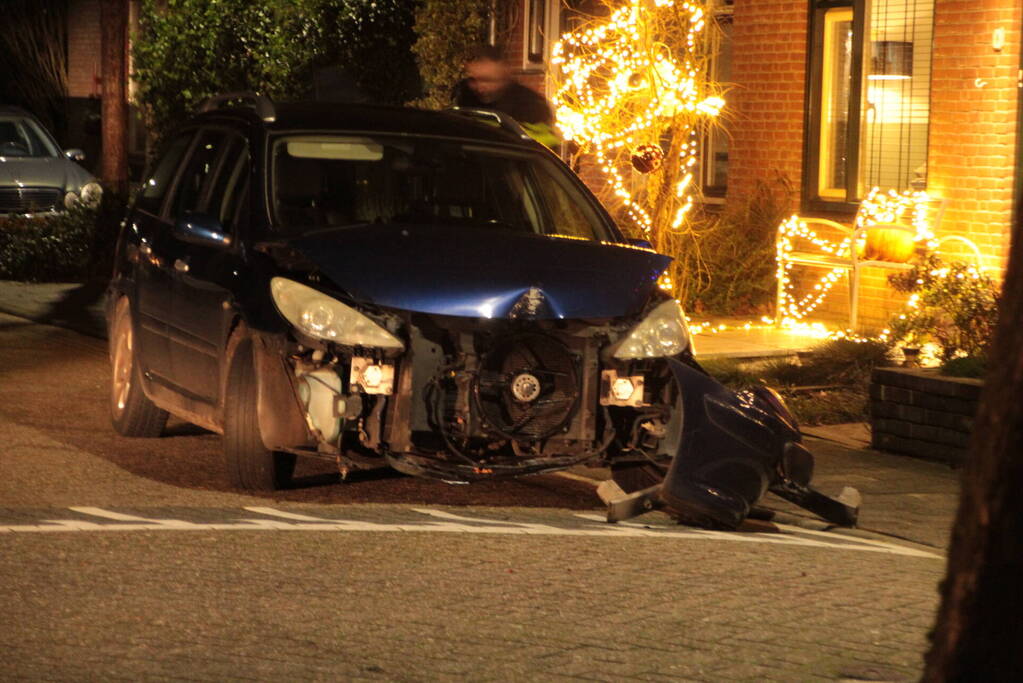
[[1, 528, 944, 681]]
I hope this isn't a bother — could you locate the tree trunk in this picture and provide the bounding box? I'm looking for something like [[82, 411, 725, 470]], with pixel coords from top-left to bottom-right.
[[922, 200, 1023, 676], [100, 0, 128, 195]]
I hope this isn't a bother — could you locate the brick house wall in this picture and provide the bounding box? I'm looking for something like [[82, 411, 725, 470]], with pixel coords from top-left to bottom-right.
[[725, 1, 808, 211], [66, 0, 103, 99], [928, 0, 1021, 273]]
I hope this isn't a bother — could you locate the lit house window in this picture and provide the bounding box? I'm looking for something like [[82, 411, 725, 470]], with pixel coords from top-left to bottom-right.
[[805, 0, 933, 209], [818, 7, 854, 199]]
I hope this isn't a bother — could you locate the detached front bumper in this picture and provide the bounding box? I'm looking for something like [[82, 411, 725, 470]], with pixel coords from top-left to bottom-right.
[[605, 359, 860, 529]]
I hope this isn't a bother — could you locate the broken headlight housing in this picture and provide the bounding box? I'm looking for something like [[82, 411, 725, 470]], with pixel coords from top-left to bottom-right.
[[611, 298, 692, 359], [270, 277, 404, 350]]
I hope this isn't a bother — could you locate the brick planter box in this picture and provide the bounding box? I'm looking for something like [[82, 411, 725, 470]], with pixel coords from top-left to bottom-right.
[[869, 367, 982, 466]]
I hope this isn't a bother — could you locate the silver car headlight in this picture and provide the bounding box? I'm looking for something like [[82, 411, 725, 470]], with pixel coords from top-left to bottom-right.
[[612, 299, 692, 359], [80, 182, 103, 207], [63, 191, 79, 209], [270, 277, 404, 350]]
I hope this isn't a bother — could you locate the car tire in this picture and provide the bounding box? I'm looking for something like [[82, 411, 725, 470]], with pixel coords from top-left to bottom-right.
[[110, 297, 169, 437], [223, 337, 296, 490]]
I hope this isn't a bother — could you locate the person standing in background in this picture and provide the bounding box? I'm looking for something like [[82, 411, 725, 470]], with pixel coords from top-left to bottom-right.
[[453, 45, 560, 149]]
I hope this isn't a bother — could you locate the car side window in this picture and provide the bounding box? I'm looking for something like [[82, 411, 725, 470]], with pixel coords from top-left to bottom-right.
[[207, 135, 250, 234], [137, 133, 194, 216], [170, 129, 228, 220]]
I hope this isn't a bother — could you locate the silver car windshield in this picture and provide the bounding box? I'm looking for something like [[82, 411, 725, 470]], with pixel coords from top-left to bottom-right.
[[270, 135, 611, 241], [0, 117, 58, 158]]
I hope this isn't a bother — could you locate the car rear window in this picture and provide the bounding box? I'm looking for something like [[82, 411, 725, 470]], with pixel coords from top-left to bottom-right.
[[270, 135, 612, 241]]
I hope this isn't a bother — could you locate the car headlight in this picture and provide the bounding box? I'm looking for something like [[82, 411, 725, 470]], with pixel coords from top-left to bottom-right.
[[270, 277, 404, 350], [611, 299, 692, 359], [80, 182, 103, 208], [63, 191, 79, 209]]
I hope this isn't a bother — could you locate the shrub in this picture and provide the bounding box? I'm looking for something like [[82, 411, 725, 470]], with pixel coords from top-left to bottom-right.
[[133, 0, 420, 143], [887, 255, 1000, 362], [789, 338, 894, 386], [940, 355, 987, 379], [0, 194, 124, 282], [686, 175, 794, 315], [410, 0, 490, 109]]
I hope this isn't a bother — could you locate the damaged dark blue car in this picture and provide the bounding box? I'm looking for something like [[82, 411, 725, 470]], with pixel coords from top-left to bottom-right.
[[107, 94, 858, 530]]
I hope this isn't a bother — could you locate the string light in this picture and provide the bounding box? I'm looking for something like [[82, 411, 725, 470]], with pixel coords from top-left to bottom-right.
[[775, 187, 937, 326], [551, 0, 723, 239]]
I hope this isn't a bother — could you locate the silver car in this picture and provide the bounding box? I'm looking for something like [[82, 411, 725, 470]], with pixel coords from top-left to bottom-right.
[[0, 106, 102, 216]]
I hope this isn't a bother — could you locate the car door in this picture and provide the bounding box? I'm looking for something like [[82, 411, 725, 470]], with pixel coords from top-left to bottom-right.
[[167, 130, 250, 404], [129, 131, 196, 385]]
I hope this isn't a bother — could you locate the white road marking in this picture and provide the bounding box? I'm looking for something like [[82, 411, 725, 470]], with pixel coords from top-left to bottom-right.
[[574, 512, 941, 559], [0, 506, 942, 559]]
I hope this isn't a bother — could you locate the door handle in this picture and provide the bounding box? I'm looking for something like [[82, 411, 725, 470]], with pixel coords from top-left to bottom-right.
[[174, 258, 190, 273]]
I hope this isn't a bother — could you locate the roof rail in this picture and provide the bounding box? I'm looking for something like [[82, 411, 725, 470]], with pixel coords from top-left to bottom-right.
[[198, 92, 276, 122], [446, 106, 532, 141]]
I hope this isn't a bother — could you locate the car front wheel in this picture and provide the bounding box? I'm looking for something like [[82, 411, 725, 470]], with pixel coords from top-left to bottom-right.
[[109, 297, 169, 437], [223, 337, 296, 490]]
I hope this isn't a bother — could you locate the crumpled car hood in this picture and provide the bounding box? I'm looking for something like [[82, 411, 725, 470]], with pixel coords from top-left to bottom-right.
[[290, 224, 671, 319]]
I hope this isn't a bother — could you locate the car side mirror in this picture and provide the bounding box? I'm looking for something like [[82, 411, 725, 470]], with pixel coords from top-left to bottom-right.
[[627, 238, 654, 250], [64, 148, 86, 162], [174, 212, 232, 248]]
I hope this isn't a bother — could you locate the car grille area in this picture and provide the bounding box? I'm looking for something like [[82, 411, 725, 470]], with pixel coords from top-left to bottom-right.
[[0, 187, 62, 213], [474, 333, 580, 441]]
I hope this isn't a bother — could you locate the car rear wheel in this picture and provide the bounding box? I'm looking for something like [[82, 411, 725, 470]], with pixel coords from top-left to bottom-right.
[[223, 337, 296, 490], [110, 297, 169, 437]]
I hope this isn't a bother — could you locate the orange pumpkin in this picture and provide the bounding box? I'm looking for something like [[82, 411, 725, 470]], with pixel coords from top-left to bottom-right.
[[861, 227, 916, 263]]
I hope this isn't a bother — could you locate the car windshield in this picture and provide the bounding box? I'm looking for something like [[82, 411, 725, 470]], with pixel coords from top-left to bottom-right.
[[0, 116, 58, 158], [270, 135, 613, 241]]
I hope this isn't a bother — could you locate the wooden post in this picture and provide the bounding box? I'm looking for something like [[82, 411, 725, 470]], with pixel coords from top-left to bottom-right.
[[100, 0, 128, 195]]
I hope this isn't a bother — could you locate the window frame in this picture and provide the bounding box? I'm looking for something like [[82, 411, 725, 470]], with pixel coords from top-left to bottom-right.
[[699, 2, 733, 201], [522, 0, 561, 70], [802, 0, 867, 215], [135, 129, 198, 219]]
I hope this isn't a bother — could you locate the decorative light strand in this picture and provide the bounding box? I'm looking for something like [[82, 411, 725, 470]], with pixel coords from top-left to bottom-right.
[[551, 0, 723, 238], [775, 187, 937, 326]]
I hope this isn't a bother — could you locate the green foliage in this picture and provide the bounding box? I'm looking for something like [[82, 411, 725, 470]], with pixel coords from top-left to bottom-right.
[[133, 0, 420, 142], [411, 0, 490, 109], [305, 0, 420, 106], [686, 175, 794, 315], [887, 255, 1000, 362], [0, 194, 125, 282], [940, 355, 988, 379]]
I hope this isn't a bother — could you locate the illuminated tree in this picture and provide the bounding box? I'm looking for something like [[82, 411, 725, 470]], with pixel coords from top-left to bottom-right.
[[552, 0, 724, 303]]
